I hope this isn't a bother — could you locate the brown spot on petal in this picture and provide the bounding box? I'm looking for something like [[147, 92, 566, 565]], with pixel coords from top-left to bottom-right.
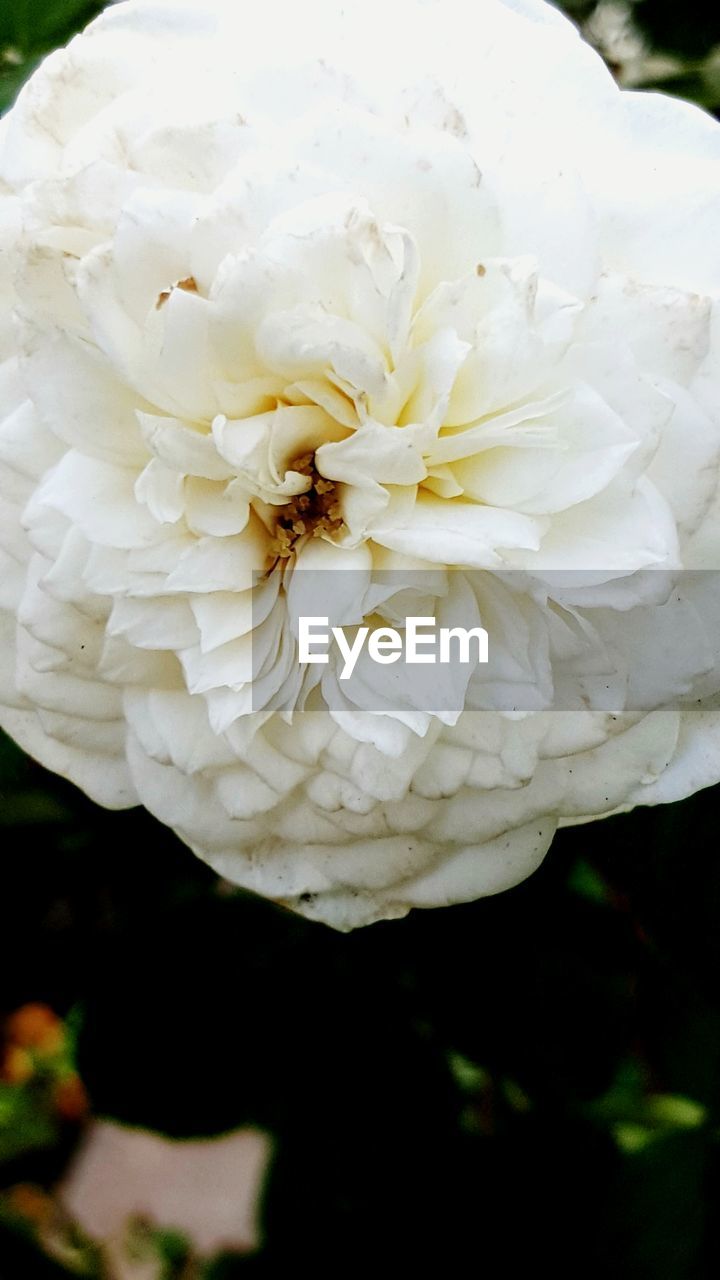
[[443, 105, 468, 139], [156, 275, 199, 309], [476, 263, 486, 277]]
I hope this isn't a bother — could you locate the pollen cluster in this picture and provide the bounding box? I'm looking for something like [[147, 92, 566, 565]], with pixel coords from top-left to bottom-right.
[[268, 454, 344, 560]]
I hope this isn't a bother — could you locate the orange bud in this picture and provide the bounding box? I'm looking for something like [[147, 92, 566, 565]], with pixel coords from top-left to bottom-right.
[[7, 1184, 53, 1229], [0, 1044, 34, 1084], [54, 1075, 89, 1123], [6, 1004, 64, 1055]]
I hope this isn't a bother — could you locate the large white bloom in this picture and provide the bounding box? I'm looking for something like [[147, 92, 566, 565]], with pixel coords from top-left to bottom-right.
[[1, 0, 719, 928]]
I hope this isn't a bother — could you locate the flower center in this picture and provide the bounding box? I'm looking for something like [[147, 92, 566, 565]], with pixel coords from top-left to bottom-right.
[[267, 452, 344, 561]]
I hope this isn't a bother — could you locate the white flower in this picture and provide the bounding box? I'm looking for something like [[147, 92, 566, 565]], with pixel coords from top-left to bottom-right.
[[1, 0, 719, 929]]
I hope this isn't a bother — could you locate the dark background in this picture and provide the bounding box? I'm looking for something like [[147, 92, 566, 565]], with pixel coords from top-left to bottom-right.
[[1, 2, 720, 1275]]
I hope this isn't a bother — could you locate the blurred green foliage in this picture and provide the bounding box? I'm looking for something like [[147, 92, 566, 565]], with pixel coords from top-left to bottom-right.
[[0, 2, 104, 112], [1, 0, 720, 1275], [1, 728, 720, 1275]]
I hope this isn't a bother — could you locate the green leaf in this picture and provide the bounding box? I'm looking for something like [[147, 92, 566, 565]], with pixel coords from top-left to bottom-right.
[[610, 1131, 710, 1279], [0, 1086, 58, 1163]]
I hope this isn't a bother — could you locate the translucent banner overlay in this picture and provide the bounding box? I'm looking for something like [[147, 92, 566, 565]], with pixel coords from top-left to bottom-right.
[[250, 569, 720, 718]]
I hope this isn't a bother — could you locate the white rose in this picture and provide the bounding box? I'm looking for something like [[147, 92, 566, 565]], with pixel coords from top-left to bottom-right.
[[1, 0, 719, 929]]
